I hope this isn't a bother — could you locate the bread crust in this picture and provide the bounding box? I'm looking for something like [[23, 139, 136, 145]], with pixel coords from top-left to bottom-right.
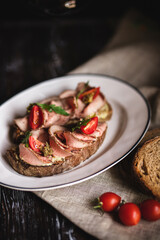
[[6, 128, 106, 177], [132, 136, 160, 200]]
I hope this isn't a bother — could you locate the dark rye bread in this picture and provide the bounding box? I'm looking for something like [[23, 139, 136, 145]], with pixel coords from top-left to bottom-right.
[[6, 128, 106, 177], [133, 135, 160, 200]]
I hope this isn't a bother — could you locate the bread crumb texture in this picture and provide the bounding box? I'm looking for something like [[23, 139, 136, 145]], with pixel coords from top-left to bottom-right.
[[133, 136, 160, 200]]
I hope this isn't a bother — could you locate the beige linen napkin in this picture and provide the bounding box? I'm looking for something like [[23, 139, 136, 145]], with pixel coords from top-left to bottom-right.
[[35, 10, 160, 240]]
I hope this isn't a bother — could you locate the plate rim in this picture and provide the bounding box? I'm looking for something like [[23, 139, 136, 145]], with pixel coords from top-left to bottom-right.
[[0, 73, 151, 191]]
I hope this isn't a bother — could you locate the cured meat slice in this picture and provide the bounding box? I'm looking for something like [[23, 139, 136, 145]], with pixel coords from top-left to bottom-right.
[[48, 125, 67, 136], [76, 82, 86, 93], [14, 116, 29, 132], [31, 129, 48, 143], [90, 122, 107, 137], [19, 144, 53, 166], [59, 90, 76, 99], [72, 131, 96, 142], [49, 137, 72, 158], [63, 131, 89, 148], [74, 99, 85, 117], [82, 95, 105, 117]]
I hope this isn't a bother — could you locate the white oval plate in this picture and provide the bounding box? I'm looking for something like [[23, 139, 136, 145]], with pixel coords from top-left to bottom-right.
[[0, 74, 150, 191]]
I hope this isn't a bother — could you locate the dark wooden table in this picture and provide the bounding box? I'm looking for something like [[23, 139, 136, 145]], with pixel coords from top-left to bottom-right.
[[0, 1, 159, 239]]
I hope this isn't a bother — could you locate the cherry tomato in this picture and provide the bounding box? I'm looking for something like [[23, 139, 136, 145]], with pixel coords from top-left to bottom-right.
[[29, 136, 44, 153], [93, 87, 100, 99], [119, 203, 141, 226], [140, 199, 160, 221], [79, 87, 100, 100], [29, 105, 43, 130], [99, 192, 121, 212], [80, 116, 98, 135]]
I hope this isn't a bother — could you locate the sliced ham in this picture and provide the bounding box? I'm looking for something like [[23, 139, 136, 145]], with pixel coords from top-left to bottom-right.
[[50, 98, 73, 111], [61, 97, 85, 117], [14, 98, 72, 130], [49, 137, 72, 158], [41, 108, 69, 129], [71, 123, 107, 141], [53, 112, 71, 126], [90, 122, 107, 138], [14, 116, 29, 132], [74, 99, 85, 117], [82, 95, 105, 117], [76, 82, 86, 93], [19, 144, 53, 166], [41, 100, 71, 127], [97, 122, 108, 135], [51, 133, 71, 150], [59, 90, 76, 99], [63, 131, 89, 148], [48, 125, 67, 136], [31, 129, 48, 143], [43, 111, 61, 128], [72, 131, 96, 142], [50, 99, 63, 107], [50, 131, 83, 153], [39, 96, 59, 104]]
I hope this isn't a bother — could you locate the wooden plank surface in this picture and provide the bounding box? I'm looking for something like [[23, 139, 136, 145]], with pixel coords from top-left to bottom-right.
[[1, 2, 158, 238], [0, 16, 116, 240]]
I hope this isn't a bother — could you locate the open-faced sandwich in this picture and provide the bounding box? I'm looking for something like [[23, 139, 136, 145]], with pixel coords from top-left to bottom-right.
[[6, 81, 112, 177]]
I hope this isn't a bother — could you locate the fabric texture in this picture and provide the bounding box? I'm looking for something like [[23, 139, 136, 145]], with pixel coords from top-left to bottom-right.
[[35, 10, 160, 240]]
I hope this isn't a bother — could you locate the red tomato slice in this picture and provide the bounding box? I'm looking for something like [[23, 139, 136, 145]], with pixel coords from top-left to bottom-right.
[[79, 87, 100, 100], [29, 136, 44, 153], [80, 116, 98, 135], [93, 87, 100, 99], [29, 105, 43, 130]]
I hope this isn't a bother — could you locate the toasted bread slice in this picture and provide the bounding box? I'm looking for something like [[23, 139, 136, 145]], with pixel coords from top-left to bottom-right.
[[6, 127, 107, 177], [133, 136, 160, 200], [6, 82, 112, 177]]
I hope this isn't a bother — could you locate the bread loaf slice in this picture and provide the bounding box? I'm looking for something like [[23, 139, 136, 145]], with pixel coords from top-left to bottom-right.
[[6, 127, 107, 177], [133, 136, 160, 200]]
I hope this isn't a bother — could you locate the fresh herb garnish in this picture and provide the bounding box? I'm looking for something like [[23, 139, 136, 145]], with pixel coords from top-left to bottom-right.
[[37, 103, 69, 116], [71, 118, 90, 132], [27, 103, 69, 116], [76, 81, 89, 99], [21, 131, 32, 147]]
